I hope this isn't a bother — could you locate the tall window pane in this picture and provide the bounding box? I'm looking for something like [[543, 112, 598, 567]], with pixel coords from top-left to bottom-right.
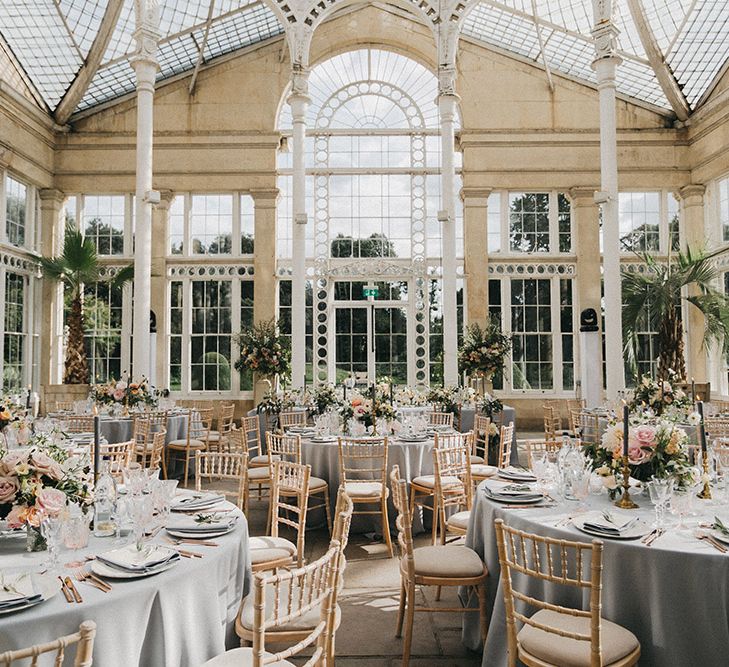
[[169, 196, 184, 255], [241, 195, 254, 254], [560, 279, 574, 390], [190, 195, 232, 255], [278, 280, 312, 383], [84, 195, 125, 255], [240, 280, 254, 390], [509, 193, 550, 253], [169, 281, 183, 391], [84, 281, 123, 382], [3, 272, 25, 389], [619, 192, 660, 252], [511, 278, 552, 389], [190, 281, 232, 391], [5, 176, 27, 247]]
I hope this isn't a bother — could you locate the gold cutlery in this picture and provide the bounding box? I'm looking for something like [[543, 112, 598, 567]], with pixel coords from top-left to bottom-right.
[[74, 568, 112, 592], [64, 576, 83, 603], [696, 531, 727, 553], [58, 576, 73, 603]]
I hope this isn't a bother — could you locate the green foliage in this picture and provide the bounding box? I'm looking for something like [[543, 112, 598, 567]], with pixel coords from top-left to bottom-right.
[[235, 318, 291, 380]]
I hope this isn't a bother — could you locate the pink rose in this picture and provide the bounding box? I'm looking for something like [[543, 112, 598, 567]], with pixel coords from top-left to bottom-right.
[[0, 451, 26, 474], [113, 389, 125, 401], [30, 452, 63, 480], [35, 487, 67, 517], [0, 476, 19, 503], [5, 505, 25, 529], [628, 445, 650, 464], [634, 425, 657, 449]]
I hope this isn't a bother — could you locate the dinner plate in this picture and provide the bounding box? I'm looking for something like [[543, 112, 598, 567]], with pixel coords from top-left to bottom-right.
[[482, 487, 544, 504], [0, 573, 59, 616], [309, 436, 338, 443], [397, 436, 429, 443], [91, 558, 179, 579], [166, 525, 236, 539], [574, 519, 650, 540], [711, 530, 729, 545]]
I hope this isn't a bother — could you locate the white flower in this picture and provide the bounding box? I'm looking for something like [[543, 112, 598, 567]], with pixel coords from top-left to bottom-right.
[[687, 412, 701, 426]]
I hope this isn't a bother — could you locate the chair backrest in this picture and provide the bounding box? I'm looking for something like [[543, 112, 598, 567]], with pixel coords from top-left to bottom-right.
[[148, 429, 167, 471], [280, 411, 307, 429], [389, 465, 415, 576], [330, 487, 354, 553], [189, 408, 214, 445], [0, 620, 96, 667], [543, 405, 562, 442], [473, 414, 491, 458], [434, 431, 473, 452], [569, 408, 583, 438], [705, 417, 729, 441], [270, 460, 310, 566], [51, 400, 76, 413], [577, 411, 600, 447], [567, 399, 586, 413], [240, 415, 262, 458], [498, 422, 515, 468], [195, 450, 248, 509], [429, 411, 454, 428], [494, 518, 604, 667], [250, 545, 340, 667], [62, 415, 94, 434], [266, 431, 302, 464], [96, 440, 134, 479], [217, 403, 235, 434], [524, 439, 562, 468], [433, 443, 473, 516], [337, 437, 388, 485]]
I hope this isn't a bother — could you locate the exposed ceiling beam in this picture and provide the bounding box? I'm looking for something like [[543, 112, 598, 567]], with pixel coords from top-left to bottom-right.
[[189, 0, 217, 95], [54, 0, 125, 125], [530, 0, 554, 93], [625, 0, 690, 120]]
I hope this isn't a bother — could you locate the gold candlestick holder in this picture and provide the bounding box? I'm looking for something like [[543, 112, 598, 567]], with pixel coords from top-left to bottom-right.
[[697, 450, 712, 500], [615, 456, 638, 509]]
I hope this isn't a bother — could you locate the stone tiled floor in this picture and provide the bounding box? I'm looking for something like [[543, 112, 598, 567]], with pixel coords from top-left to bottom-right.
[[243, 497, 484, 667]]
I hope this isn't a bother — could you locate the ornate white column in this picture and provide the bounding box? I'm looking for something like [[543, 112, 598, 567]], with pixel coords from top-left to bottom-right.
[[130, 0, 160, 380], [438, 67, 459, 387], [592, 1, 624, 398], [288, 68, 310, 389]]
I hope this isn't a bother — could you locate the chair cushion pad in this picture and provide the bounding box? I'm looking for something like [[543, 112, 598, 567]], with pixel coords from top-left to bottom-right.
[[343, 481, 386, 498], [237, 588, 341, 632], [248, 467, 270, 480], [309, 477, 328, 491], [168, 439, 206, 450], [470, 455, 485, 464], [471, 464, 498, 478], [249, 536, 297, 565], [517, 609, 640, 667], [411, 545, 484, 578], [411, 475, 461, 489], [447, 510, 470, 530], [250, 454, 277, 466], [202, 647, 294, 666]]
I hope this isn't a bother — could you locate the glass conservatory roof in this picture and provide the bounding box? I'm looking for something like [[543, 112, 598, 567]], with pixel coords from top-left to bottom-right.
[[0, 0, 727, 119]]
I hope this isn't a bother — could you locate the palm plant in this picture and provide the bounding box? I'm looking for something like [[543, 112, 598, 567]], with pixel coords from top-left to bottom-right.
[[622, 246, 729, 380], [40, 223, 133, 384]]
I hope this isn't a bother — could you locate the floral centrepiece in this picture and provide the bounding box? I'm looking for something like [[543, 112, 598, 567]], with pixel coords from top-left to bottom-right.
[[91, 375, 158, 410], [340, 390, 396, 431], [0, 395, 22, 431], [0, 439, 92, 532], [582, 411, 696, 496], [310, 384, 340, 416], [458, 319, 512, 379], [235, 318, 291, 382], [628, 371, 692, 416]]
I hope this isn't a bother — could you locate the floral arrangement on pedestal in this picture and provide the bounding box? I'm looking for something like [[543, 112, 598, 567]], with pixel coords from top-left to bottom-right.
[[0, 396, 21, 431], [477, 392, 504, 459], [235, 318, 291, 383], [458, 320, 512, 380], [628, 371, 692, 416], [582, 411, 697, 497], [90, 375, 157, 411], [426, 386, 460, 415], [0, 441, 92, 549]]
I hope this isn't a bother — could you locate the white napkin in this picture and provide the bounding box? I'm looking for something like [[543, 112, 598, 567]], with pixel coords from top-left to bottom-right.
[[166, 514, 236, 533], [500, 466, 537, 480], [171, 492, 224, 510], [483, 481, 542, 501], [0, 573, 37, 606], [97, 544, 179, 571], [582, 511, 638, 536]]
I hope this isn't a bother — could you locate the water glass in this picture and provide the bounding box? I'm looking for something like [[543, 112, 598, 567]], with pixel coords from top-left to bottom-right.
[[40, 514, 64, 572], [670, 487, 692, 530], [646, 477, 674, 529], [123, 463, 147, 496], [129, 495, 154, 551]]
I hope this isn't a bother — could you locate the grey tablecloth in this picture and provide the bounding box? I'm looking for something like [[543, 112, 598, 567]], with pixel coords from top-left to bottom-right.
[[462, 485, 729, 666], [0, 509, 251, 667], [100, 413, 188, 444], [301, 436, 437, 534], [460, 405, 517, 449]]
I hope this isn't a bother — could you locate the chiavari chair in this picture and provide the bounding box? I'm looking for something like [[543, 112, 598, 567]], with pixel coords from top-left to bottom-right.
[[0, 621, 96, 667], [280, 411, 307, 430], [167, 407, 213, 487], [148, 429, 167, 476], [704, 417, 729, 442], [391, 465, 488, 667], [472, 414, 490, 464], [409, 432, 471, 545], [428, 411, 454, 428], [495, 519, 640, 667], [195, 450, 248, 511], [91, 440, 134, 481], [62, 415, 95, 434], [204, 545, 340, 667], [132, 411, 168, 471], [208, 403, 235, 452], [433, 443, 473, 545], [337, 436, 393, 556], [240, 415, 272, 467], [50, 400, 75, 413], [249, 460, 310, 572], [543, 405, 572, 442], [524, 439, 563, 469], [577, 411, 600, 448]]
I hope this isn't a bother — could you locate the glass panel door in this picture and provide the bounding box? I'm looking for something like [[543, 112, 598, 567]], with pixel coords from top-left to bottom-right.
[[374, 306, 408, 384], [334, 306, 368, 384]]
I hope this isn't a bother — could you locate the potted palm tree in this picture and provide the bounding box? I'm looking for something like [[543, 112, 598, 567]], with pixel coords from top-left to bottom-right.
[[622, 246, 729, 380], [40, 223, 133, 386]]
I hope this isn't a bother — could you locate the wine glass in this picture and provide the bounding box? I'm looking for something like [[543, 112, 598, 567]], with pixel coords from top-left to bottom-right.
[[123, 463, 147, 496], [39, 514, 64, 573], [646, 477, 674, 529], [63, 512, 91, 568], [568, 465, 591, 511], [129, 495, 153, 551], [670, 487, 692, 531]]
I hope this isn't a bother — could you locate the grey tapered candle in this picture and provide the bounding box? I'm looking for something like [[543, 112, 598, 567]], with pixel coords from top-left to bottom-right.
[[93, 413, 101, 483], [622, 403, 629, 458], [698, 400, 707, 454]]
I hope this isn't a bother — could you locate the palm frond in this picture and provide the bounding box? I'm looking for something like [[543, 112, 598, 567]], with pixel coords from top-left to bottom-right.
[[110, 264, 134, 289]]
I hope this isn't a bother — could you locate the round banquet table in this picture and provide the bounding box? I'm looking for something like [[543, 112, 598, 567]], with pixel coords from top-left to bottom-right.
[[461, 482, 729, 667], [0, 509, 251, 667], [98, 412, 189, 445]]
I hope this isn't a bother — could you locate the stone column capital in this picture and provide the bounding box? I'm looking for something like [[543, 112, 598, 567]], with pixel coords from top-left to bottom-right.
[[677, 183, 706, 207], [38, 189, 66, 207], [568, 187, 601, 205], [152, 189, 175, 211], [460, 187, 492, 207], [250, 188, 280, 208]]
